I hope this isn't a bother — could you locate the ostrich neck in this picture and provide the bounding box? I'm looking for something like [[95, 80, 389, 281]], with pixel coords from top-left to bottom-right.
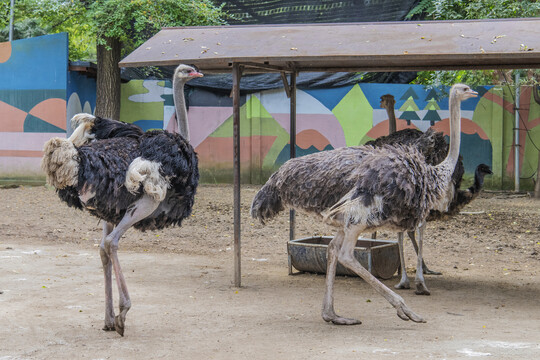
[[173, 78, 189, 141], [437, 92, 461, 180], [385, 105, 397, 134]]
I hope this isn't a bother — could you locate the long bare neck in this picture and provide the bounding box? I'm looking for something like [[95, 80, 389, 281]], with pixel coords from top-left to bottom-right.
[[437, 88, 462, 177], [173, 75, 189, 141], [385, 104, 397, 134]]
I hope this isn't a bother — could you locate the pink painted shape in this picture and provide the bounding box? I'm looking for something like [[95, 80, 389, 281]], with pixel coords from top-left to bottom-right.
[[29, 98, 67, 130], [272, 113, 346, 148], [0, 132, 65, 151], [431, 118, 489, 140], [0, 157, 43, 175], [296, 129, 331, 151], [0, 42, 11, 63], [167, 106, 233, 148], [0, 101, 27, 132], [366, 119, 417, 139]]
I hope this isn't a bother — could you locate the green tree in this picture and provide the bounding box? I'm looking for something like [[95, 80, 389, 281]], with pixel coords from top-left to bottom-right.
[[407, 0, 540, 86], [1, 0, 226, 119]]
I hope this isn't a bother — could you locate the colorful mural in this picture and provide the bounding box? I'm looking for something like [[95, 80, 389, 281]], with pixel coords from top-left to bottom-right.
[[0, 33, 68, 178], [2, 33, 540, 189], [117, 79, 540, 189]]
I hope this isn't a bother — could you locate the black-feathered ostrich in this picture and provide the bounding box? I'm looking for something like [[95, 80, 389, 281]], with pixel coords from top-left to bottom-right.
[[251, 84, 478, 324], [371, 94, 492, 293], [41, 64, 202, 336]]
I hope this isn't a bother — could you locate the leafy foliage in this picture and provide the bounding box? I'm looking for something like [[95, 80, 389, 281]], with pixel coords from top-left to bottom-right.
[[0, 0, 226, 61], [407, 0, 540, 86]]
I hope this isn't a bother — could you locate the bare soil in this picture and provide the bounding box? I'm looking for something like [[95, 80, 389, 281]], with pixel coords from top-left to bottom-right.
[[0, 184, 539, 359]]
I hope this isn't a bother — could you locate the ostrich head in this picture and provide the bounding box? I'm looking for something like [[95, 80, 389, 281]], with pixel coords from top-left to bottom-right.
[[379, 94, 396, 110], [451, 84, 478, 101], [173, 64, 204, 82], [476, 163, 493, 176]]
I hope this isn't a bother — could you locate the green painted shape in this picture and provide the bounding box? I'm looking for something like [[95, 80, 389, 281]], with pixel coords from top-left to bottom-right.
[[424, 98, 440, 111], [208, 95, 290, 179], [399, 96, 420, 111], [332, 84, 372, 146], [424, 89, 439, 101], [400, 111, 420, 121], [423, 110, 441, 122], [472, 86, 512, 188], [120, 80, 164, 124], [400, 87, 419, 100], [24, 114, 65, 133], [521, 89, 540, 183]]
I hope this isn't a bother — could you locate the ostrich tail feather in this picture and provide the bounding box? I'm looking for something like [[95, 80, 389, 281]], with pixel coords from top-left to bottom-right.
[[41, 137, 79, 189], [125, 157, 170, 202], [250, 183, 284, 224]]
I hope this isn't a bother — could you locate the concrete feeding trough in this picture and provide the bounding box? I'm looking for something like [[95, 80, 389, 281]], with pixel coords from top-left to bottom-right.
[[287, 236, 400, 279]]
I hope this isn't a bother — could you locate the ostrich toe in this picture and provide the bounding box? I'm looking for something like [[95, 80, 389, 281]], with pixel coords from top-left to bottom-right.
[[415, 281, 431, 295], [114, 315, 125, 336], [423, 267, 442, 276]]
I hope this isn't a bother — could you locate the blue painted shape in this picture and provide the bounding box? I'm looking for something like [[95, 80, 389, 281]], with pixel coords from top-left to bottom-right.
[[276, 144, 334, 166], [444, 133, 492, 173], [133, 120, 164, 131], [303, 86, 354, 111], [24, 114, 64, 133], [68, 71, 96, 109], [0, 33, 68, 90], [0, 89, 66, 113]]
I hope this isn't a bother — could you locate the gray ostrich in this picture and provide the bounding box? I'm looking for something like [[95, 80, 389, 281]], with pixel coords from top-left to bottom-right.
[[251, 84, 478, 324], [372, 94, 492, 292], [41, 64, 202, 336]]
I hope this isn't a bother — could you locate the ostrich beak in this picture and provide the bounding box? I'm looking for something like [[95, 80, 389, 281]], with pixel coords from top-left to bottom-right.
[[467, 89, 478, 98], [190, 71, 204, 78]]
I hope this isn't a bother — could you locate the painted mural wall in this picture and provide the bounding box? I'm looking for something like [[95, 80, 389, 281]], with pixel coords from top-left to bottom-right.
[[2, 32, 539, 190], [120, 79, 540, 190], [0, 33, 68, 179], [0, 33, 96, 180]]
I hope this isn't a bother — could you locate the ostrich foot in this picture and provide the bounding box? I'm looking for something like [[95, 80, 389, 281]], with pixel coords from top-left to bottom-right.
[[322, 308, 362, 325], [114, 315, 125, 336], [395, 304, 426, 323], [415, 281, 431, 296], [102, 324, 116, 331], [322, 313, 362, 325], [394, 277, 410, 290]]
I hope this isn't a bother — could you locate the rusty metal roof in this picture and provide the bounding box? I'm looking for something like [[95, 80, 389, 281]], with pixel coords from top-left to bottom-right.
[[120, 19, 540, 73]]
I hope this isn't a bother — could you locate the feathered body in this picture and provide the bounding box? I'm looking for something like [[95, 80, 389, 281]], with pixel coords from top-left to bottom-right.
[[252, 143, 452, 232], [47, 126, 199, 231]]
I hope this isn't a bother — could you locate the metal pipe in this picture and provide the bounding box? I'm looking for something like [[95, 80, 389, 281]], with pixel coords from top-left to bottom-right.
[[9, 0, 14, 42], [232, 63, 242, 287], [289, 72, 297, 241], [515, 72, 520, 192]]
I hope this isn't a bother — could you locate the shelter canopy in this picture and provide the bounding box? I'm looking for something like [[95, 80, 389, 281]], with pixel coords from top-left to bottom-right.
[[120, 19, 540, 73]]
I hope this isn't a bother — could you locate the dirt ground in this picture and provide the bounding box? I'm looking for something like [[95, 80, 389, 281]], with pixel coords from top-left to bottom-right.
[[1, 184, 539, 359]]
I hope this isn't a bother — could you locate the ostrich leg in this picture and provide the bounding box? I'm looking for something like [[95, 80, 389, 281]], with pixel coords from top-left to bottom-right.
[[336, 228, 425, 323], [394, 232, 411, 289], [407, 227, 442, 275], [100, 222, 115, 331], [100, 195, 160, 336], [414, 226, 431, 295], [321, 231, 361, 325]]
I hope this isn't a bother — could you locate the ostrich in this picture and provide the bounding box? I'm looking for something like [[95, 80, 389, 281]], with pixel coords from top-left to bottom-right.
[[251, 84, 478, 324], [371, 95, 491, 291], [41, 64, 202, 336]]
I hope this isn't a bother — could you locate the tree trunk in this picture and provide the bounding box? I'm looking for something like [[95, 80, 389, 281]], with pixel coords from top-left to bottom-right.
[[95, 36, 121, 119]]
